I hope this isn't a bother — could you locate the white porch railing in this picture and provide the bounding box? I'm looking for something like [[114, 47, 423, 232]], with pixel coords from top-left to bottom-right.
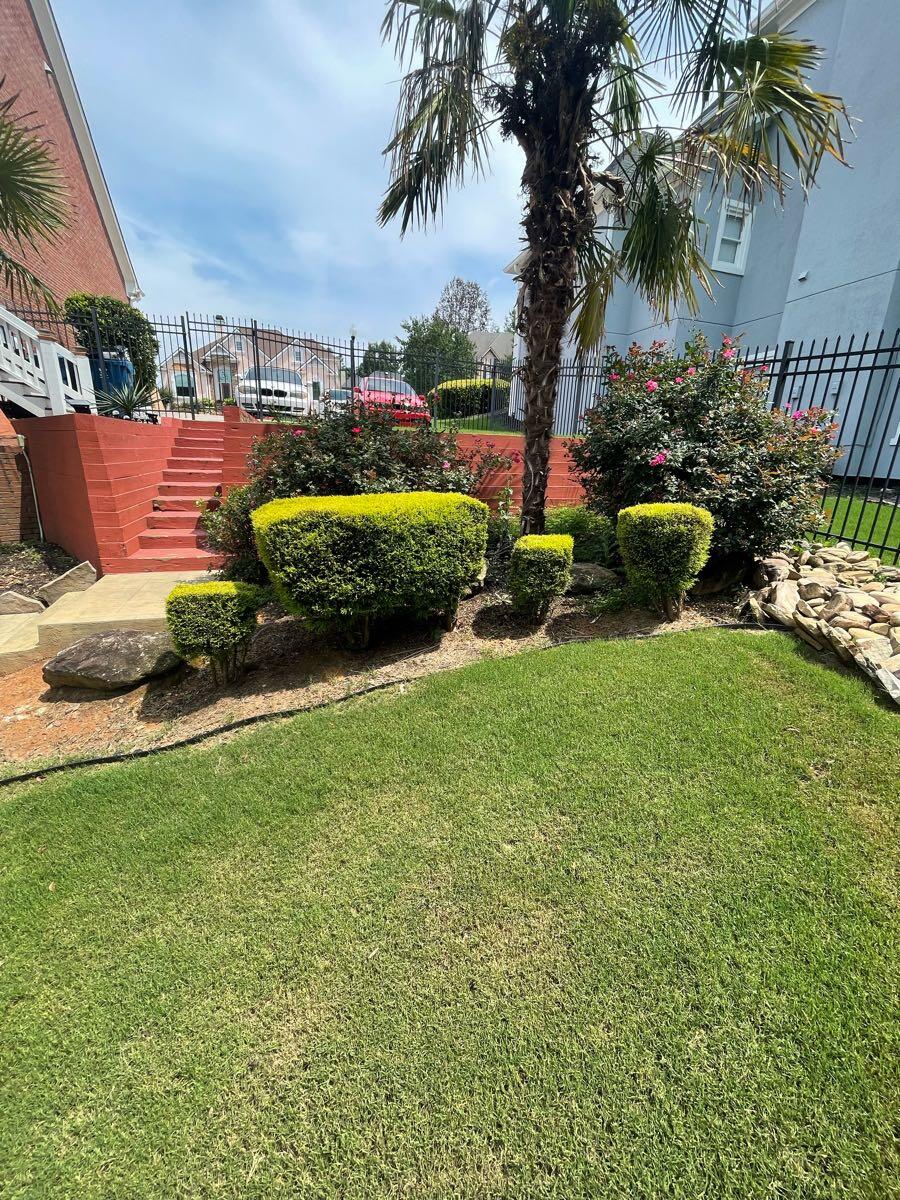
[[0, 304, 96, 418]]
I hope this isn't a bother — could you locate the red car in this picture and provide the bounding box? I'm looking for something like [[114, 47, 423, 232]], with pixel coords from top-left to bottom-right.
[[354, 374, 430, 426]]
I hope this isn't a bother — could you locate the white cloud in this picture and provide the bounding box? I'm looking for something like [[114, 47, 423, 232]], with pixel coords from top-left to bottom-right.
[[54, 0, 523, 338]]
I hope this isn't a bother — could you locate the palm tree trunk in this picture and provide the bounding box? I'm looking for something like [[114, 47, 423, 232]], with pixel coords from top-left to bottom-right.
[[518, 148, 593, 535]]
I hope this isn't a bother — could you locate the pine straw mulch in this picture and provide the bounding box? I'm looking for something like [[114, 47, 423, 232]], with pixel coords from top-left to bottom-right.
[[0, 587, 739, 776]]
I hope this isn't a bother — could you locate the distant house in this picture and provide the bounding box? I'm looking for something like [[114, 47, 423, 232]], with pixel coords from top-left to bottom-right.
[[159, 326, 344, 408], [470, 330, 514, 365], [0, 0, 140, 307]]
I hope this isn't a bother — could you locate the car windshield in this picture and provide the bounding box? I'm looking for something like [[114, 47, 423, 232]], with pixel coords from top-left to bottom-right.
[[243, 367, 303, 386], [363, 375, 416, 397]]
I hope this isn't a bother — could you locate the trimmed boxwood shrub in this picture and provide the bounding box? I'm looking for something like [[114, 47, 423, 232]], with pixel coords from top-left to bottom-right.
[[616, 502, 713, 620], [509, 534, 574, 621], [428, 377, 511, 420], [166, 581, 265, 684], [544, 505, 618, 565], [252, 491, 488, 647]]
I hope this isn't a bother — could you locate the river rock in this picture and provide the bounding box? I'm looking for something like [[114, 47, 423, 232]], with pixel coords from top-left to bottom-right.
[[42, 630, 182, 691], [567, 562, 620, 594]]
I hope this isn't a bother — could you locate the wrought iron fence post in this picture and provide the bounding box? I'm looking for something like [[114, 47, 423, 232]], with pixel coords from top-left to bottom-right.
[[350, 334, 357, 394], [490, 360, 498, 418], [90, 304, 109, 395], [251, 319, 263, 418], [771, 340, 795, 411], [180, 315, 197, 419]]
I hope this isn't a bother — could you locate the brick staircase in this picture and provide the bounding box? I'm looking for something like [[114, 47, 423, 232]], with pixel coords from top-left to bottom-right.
[[126, 422, 225, 571]]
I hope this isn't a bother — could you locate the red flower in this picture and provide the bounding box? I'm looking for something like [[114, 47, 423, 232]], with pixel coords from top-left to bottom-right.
[[352, 426, 362, 434]]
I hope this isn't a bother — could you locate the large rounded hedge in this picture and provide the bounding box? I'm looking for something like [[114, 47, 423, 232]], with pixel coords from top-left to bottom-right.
[[252, 491, 488, 645]]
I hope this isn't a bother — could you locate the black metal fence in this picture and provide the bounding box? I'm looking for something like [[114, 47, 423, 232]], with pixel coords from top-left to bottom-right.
[[8, 305, 899, 560]]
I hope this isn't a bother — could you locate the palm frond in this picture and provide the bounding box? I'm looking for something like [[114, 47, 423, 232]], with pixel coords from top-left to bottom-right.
[[626, 0, 751, 73], [0, 83, 66, 248], [571, 235, 621, 351], [380, 1, 495, 232], [678, 32, 850, 198]]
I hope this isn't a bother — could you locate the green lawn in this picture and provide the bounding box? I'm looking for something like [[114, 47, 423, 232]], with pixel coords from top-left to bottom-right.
[[821, 489, 899, 563], [1, 631, 897, 1199]]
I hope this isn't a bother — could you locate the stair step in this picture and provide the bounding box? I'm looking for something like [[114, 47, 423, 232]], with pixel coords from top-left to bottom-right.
[[158, 482, 219, 497], [124, 548, 223, 571], [146, 511, 203, 530], [138, 529, 207, 550], [162, 468, 222, 482], [154, 495, 210, 510], [166, 455, 223, 469]]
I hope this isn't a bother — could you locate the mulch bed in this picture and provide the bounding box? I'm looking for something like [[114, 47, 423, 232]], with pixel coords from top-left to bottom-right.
[[0, 585, 740, 776], [0, 542, 78, 601]]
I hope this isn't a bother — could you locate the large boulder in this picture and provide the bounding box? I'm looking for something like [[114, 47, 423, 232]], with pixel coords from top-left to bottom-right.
[[567, 562, 620, 594], [0, 590, 44, 614], [36, 561, 97, 605], [42, 630, 182, 691]]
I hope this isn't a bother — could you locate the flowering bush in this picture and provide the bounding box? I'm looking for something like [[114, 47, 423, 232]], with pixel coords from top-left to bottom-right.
[[570, 335, 839, 562], [203, 407, 513, 582]]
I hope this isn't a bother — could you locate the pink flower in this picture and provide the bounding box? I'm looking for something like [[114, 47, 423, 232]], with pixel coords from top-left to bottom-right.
[[674, 376, 684, 384], [758, 364, 769, 374], [609, 372, 620, 382], [722, 336, 734, 346], [686, 367, 697, 376], [292, 428, 305, 437], [721, 348, 736, 359], [626, 371, 635, 380], [791, 410, 805, 421], [352, 426, 362, 434], [646, 380, 659, 392], [649, 450, 670, 467], [442, 460, 451, 470]]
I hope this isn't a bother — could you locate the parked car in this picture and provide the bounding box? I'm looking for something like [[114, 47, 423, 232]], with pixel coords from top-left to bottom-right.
[[324, 387, 354, 410], [237, 367, 314, 414], [355, 374, 430, 425]]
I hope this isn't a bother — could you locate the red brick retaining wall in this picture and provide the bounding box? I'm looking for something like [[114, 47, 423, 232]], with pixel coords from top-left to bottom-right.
[[0, 410, 39, 543]]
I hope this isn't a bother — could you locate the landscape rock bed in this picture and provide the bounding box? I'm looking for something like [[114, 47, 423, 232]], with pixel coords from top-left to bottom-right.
[[743, 542, 900, 705]]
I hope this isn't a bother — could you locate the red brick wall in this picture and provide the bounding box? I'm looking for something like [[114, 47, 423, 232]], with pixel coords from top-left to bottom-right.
[[0, 410, 39, 542], [11, 413, 181, 570], [221, 406, 585, 507], [0, 0, 128, 306]]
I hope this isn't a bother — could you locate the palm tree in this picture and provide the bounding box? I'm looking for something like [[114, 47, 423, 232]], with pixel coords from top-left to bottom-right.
[[0, 81, 66, 308], [379, 1, 850, 532]]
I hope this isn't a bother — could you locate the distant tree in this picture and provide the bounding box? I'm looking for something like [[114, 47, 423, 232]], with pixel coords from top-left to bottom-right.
[[358, 339, 401, 377], [434, 276, 493, 333], [399, 314, 475, 394], [503, 304, 519, 335]]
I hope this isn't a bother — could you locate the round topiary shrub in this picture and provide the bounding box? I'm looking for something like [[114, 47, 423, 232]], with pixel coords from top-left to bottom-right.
[[252, 491, 488, 647], [509, 533, 574, 621], [165, 580, 266, 684], [616, 502, 713, 620], [544, 505, 618, 565]]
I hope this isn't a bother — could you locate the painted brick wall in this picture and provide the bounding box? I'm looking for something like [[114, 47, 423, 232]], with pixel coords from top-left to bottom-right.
[[0, 410, 39, 542], [221, 406, 585, 507], [0, 0, 128, 306]]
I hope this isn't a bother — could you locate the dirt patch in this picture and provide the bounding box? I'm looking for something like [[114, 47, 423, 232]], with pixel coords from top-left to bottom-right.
[[0, 542, 78, 601], [0, 586, 739, 776]]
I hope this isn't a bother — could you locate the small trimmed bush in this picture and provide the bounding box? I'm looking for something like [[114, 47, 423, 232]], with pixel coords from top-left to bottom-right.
[[428, 377, 511, 420], [166, 581, 265, 684], [252, 491, 488, 647], [544, 505, 618, 565], [616, 503, 713, 620], [509, 534, 574, 621]]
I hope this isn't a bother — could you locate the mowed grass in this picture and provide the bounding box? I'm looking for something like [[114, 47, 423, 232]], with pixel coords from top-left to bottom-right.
[[821, 490, 900, 563], [1, 631, 898, 1199]]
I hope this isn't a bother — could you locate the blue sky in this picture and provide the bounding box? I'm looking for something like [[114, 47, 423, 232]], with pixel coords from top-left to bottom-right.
[[54, 0, 526, 339]]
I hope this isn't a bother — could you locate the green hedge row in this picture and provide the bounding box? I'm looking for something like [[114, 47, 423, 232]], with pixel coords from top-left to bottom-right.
[[427, 377, 511, 420], [252, 491, 488, 647]]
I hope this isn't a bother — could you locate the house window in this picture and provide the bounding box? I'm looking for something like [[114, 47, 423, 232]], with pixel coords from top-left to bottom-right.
[[712, 199, 752, 274], [292, 346, 303, 364], [216, 365, 233, 400], [234, 336, 244, 352], [58, 356, 80, 392], [173, 371, 195, 398]]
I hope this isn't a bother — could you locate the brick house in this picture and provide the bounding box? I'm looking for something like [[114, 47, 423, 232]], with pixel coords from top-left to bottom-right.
[[0, 0, 140, 307]]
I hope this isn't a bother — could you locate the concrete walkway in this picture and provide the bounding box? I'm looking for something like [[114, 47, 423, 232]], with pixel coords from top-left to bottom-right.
[[0, 571, 206, 676]]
